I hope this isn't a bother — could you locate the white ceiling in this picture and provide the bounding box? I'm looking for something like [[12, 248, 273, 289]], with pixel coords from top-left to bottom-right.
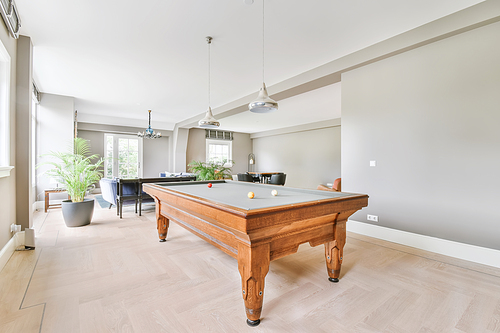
[[16, 0, 485, 133]]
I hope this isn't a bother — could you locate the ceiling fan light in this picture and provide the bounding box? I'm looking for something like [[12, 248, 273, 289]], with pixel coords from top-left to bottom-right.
[[249, 82, 278, 113]]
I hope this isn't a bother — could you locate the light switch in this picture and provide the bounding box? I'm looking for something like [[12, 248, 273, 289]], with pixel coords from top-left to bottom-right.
[[370, 160, 376, 167]]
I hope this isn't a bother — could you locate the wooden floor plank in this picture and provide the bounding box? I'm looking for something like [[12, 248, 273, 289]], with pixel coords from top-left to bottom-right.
[[1, 200, 499, 332]]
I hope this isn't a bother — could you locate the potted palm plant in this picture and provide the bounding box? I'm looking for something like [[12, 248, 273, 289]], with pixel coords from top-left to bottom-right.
[[39, 137, 105, 227], [188, 159, 234, 181]]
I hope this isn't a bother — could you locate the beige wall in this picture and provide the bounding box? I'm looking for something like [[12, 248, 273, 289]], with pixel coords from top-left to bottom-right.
[[78, 123, 171, 179], [15, 36, 33, 230], [186, 128, 252, 175], [252, 124, 341, 189], [0, 26, 18, 250], [185, 128, 205, 171], [342, 21, 500, 250]]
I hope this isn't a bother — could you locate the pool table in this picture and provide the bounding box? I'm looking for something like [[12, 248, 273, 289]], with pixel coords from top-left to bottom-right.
[[143, 180, 368, 326]]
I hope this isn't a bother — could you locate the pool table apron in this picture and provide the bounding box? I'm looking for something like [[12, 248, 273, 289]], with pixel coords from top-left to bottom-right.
[[144, 184, 368, 325]]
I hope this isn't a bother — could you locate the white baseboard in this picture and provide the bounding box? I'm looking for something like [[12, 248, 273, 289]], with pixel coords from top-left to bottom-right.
[[35, 200, 44, 211], [347, 220, 500, 269], [0, 231, 25, 273]]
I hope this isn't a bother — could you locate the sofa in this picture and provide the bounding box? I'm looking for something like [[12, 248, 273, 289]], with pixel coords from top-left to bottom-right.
[[100, 176, 196, 218]]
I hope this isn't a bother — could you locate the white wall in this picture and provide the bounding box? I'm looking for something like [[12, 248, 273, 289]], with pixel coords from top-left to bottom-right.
[[36, 94, 75, 202], [342, 21, 500, 250], [143, 136, 169, 177], [252, 123, 341, 189]]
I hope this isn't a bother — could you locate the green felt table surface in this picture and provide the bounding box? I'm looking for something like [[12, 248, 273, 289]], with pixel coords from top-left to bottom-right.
[[154, 180, 352, 211]]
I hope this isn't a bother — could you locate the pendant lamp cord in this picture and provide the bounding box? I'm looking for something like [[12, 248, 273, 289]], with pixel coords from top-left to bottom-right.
[[262, 0, 265, 83], [207, 36, 212, 107]]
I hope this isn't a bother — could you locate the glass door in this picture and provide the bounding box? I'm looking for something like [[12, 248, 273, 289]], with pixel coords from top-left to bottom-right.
[[104, 134, 143, 178]]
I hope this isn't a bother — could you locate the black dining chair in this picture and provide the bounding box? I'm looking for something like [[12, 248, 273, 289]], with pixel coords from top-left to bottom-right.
[[237, 173, 254, 182], [269, 173, 286, 186]]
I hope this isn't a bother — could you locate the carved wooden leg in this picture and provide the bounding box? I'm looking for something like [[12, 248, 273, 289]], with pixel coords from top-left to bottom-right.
[[325, 220, 346, 283], [157, 215, 169, 242], [237, 243, 270, 326], [155, 197, 169, 242]]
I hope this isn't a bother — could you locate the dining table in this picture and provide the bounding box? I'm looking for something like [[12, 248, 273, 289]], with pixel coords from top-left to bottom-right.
[[247, 171, 282, 183]]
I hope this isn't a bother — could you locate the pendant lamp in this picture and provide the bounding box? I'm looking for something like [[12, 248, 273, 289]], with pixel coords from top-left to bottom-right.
[[199, 36, 220, 128], [249, 0, 278, 113]]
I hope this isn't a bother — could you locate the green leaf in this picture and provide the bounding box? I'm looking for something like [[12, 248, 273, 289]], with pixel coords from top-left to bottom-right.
[[37, 137, 106, 202]]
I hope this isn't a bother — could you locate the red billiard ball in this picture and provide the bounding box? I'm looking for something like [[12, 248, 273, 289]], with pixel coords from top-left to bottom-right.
[[208, 183, 212, 188]]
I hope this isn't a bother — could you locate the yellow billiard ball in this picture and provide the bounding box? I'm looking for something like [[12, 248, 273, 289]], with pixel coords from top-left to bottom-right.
[[247, 192, 255, 199], [271, 190, 278, 196]]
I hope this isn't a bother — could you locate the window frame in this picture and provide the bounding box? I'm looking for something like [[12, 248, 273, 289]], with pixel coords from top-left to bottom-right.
[[206, 139, 233, 167], [104, 133, 144, 179], [0, 39, 13, 178]]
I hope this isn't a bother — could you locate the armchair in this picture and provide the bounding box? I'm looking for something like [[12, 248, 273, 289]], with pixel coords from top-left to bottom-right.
[[317, 178, 341, 192]]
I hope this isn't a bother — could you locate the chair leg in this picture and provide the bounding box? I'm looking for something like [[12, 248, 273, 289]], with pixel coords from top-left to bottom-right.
[[135, 200, 138, 213], [109, 203, 112, 209], [120, 200, 123, 219], [139, 199, 142, 216], [116, 202, 119, 215]]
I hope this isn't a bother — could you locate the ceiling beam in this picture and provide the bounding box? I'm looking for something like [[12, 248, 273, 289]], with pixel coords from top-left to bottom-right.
[[177, 0, 500, 130]]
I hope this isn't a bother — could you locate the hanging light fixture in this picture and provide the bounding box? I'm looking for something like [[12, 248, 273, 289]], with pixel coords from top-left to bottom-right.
[[199, 36, 220, 128], [249, 0, 278, 113], [138, 110, 162, 139]]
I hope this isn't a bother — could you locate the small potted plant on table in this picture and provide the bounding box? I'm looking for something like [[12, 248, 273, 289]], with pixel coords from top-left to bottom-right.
[[39, 137, 105, 227]]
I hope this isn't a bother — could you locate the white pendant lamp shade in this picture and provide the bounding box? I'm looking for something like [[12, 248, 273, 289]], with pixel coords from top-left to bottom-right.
[[199, 106, 220, 128], [248, 82, 278, 113]]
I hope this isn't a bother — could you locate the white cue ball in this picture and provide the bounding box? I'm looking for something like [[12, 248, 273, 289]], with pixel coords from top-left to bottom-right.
[[271, 190, 278, 196]]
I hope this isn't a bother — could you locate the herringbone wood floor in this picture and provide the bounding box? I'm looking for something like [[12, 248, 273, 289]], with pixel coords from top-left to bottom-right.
[[1, 199, 500, 333]]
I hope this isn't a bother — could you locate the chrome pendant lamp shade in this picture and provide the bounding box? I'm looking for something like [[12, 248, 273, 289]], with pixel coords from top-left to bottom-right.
[[138, 110, 161, 139], [199, 36, 220, 128], [249, 0, 278, 113], [248, 82, 278, 113], [199, 107, 220, 128]]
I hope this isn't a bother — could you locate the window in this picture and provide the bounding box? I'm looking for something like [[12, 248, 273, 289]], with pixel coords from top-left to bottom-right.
[[104, 133, 143, 178], [0, 40, 13, 177], [206, 139, 232, 166]]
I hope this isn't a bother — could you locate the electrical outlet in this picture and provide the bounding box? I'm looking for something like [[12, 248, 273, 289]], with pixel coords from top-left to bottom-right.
[[367, 214, 378, 222]]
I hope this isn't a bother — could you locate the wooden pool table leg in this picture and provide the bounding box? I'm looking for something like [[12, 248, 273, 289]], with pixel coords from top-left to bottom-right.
[[154, 197, 169, 242], [238, 243, 270, 327], [157, 216, 169, 242], [325, 220, 346, 283]]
